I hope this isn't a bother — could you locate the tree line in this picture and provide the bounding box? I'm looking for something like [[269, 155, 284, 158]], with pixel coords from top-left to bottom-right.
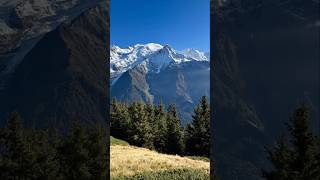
[[110, 96, 210, 157], [0, 112, 107, 180], [262, 105, 320, 179], [2, 97, 318, 179]]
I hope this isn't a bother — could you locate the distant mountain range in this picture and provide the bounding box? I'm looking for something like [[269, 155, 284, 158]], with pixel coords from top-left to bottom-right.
[[110, 43, 210, 124]]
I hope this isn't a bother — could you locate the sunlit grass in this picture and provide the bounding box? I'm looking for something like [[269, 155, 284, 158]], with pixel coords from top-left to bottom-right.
[[110, 145, 210, 178]]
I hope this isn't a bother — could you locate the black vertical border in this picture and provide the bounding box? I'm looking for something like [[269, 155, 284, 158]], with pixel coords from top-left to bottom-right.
[[210, 0, 219, 179], [105, 0, 110, 179], [317, 0, 320, 137]]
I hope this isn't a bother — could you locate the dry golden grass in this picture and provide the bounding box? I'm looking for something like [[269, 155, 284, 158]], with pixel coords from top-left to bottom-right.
[[110, 145, 210, 178]]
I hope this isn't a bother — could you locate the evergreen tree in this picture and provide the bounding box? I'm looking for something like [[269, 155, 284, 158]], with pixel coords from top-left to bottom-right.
[[166, 104, 184, 154], [86, 125, 107, 180], [263, 105, 320, 180], [0, 112, 37, 180], [184, 122, 196, 153], [185, 96, 210, 157], [153, 102, 168, 153], [128, 102, 153, 148], [29, 130, 59, 180], [57, 125, 91, 180], [0, 112, 109, 180], [110, 98, 130, 141], [144, 101, 155, 149]]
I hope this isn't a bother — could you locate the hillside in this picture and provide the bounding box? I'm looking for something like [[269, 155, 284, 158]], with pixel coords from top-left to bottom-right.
[[0, 1, 108, 128], [110, 137, 210, 179], [213, 0, 319, 179]]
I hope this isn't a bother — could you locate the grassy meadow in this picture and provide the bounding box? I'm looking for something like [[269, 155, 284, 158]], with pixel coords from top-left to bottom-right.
[[110, 137, 210, 179]]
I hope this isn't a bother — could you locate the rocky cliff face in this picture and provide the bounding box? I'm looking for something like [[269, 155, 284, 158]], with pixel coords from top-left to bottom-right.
[[213, 0, 319, 179], [112, 59, 210, 124], [0, 1, 108, 129], [0, 0, 101, 93]]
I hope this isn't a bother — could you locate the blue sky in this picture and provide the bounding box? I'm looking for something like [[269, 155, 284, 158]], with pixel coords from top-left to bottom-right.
[[110, 0, 210, 52]]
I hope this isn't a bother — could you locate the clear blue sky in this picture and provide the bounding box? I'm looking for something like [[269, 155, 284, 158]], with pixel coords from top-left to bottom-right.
[[110, 0, 210, 52]]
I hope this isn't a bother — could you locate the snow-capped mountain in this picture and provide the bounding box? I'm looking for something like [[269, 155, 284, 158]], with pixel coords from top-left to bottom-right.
[[110, 43, 210, 124], [110, 43, 209, 85], [181, 48, 209, 61]]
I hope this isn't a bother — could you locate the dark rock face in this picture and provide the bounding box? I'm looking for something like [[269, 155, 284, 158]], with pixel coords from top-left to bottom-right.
[[111, 61, 210, 125], [212, 28, 267, 180], [0, 0, 101, 71], [148, 61, 210, 123], [213, 0, 319, 179], [0, 2, 108, 130]]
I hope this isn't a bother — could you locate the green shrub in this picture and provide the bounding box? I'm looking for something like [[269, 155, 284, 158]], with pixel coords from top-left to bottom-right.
[[111, 136, 129, 146]]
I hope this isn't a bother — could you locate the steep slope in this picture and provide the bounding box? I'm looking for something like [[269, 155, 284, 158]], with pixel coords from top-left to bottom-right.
[[212, 33, 266, 180], [0, 1, 108, 129], [213, 0, 319, 179], [0, 0, 101, 90]]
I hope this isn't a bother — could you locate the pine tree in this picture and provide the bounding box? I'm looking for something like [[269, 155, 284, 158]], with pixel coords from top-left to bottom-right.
[[166, 104, 184, 154], [144, 101, 155, 149], [29, 129, 59, 180], [110, 98, 130, 141], [0, 112, 37, 180], [86, 125, 107, 180], [0, 112, 110, 180], [128, 102, 153, 148], [153, 102, 168, 153], [263, 105, 320, 180], [184, 122, 196, 153], [185, 96, 210, 157], [57, 125, 91, 180], [263, 134, 293, 179]]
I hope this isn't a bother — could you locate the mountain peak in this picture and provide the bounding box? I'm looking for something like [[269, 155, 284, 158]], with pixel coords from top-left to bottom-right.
[[182, 48, 209, 61], [133, 43, 163, 51], [110, 43, 209, 84]]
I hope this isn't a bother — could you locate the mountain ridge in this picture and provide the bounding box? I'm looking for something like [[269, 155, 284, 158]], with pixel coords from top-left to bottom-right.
[[110, 43, 211, 124], [0, 1, 108, 128], [110, 43, 209, 85]]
